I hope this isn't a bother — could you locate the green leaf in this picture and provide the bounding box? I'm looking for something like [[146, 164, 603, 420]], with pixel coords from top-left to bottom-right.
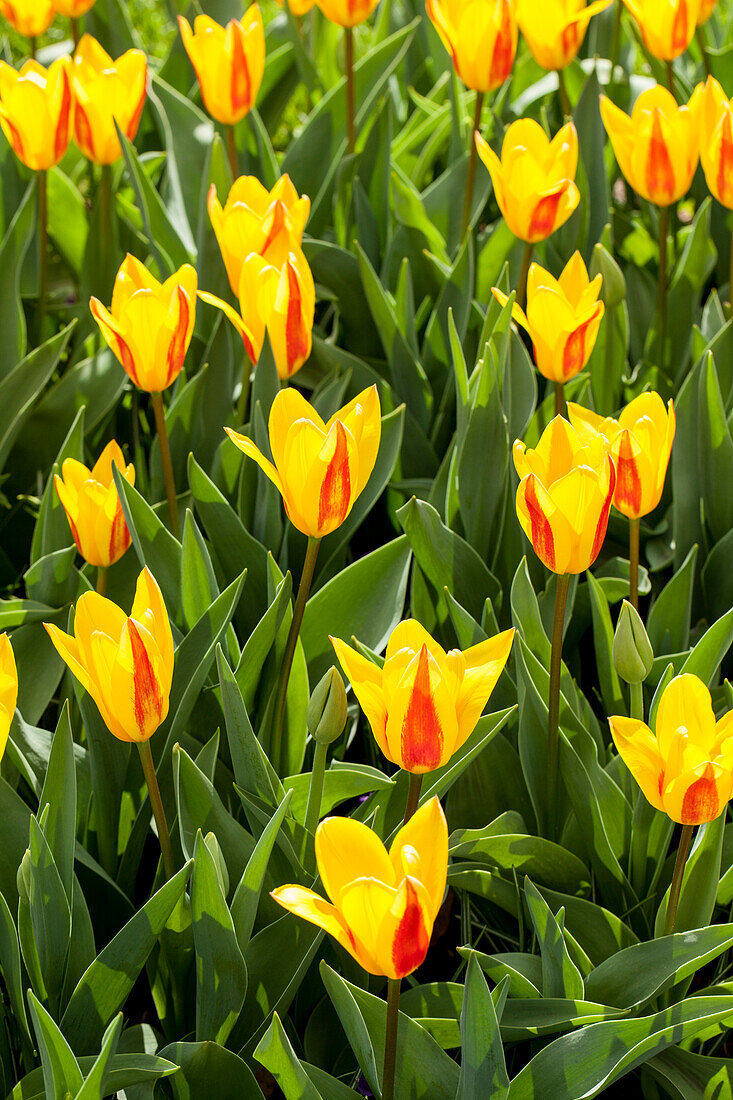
[[647, 545, 697, 656], [655, 814, 725, 936], [28, 814, 71, 1012], [456, 954, 509, 1100], [157, 1041, 261, 1100], [37, 701, 76, 905], [524, 879, 584, 1001], [113, 466, 182, 619], [0, 180, 34, 378], [230, 791, 292, 956], [254, 1013, 324, 1100], [449, 826, 589, 896], [28, 991, 83, 1100], [74, 1014, 123, 1100], [217, 647, 283, 807]]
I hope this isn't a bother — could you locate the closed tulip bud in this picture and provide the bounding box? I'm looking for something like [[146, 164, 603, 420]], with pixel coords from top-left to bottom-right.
[[316, 0, 380, 26], [53, 0, 96, 14], [426, 0, 517, 93], [0, 58, 72, 172], [200, 249, 315, 380], [332, 620, 514, 773], [492, 252, 604, 384], [203, 831, 230, 897], [308, 667, 348, 745], [208, 175, 310, 296], [272, 797, 448, 978], [475, 119, 580, 243], [590, 242, 626, 309], [600, 84, 702, 206], [622, 0, 699, 59], [610, 674, 733, 824], [0, 634, 17, 765], [90, 255, 197, 393], [700, 76, 733, 209], [72, 35, 147, 165], [514, 416, 616, 574], [45, 567, 174, 743], [567, 392, 676, 520], [226, 386, 381, 538], [178, 8, 264, 126], [54, 441, 134, 569], [516, 0, 612, 71], [697, 0, 717, 22], [0, 0, 54, 36], [613, 600, 654, 684]]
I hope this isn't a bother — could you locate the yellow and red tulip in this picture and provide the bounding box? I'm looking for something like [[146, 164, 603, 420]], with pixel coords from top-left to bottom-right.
[[224, 386, 381, 539], [272, 796, 448, 978], [0, 0, 54, 36], [609, 674, 733, 824], [275, 0, 316, 14], [315, 0, 380, 27], [178, 8, 264, 126], [621, 0, 700, 60], [515, 0, 612, 71], [72, 34, 147, 164], [0, 634, 17, 763], [700, 76, 733, 209], [600, 84, 702, 206], [697, 0, 717, 21], [0, 57, 72, 171], [426, 0, 517, 93], [90, 255, 197, 394], [514, 416, 616, 574], [54, 441, 134, 569], [475, 119, 580, 243], [492, 252, 604, 384], [45, 568, 174, 744], [53, 0, 96, 15], [208, 174, 310, 296], [331, 619, 514, 774], [199, 249, 315, 380], [567, 393, 675, 520]]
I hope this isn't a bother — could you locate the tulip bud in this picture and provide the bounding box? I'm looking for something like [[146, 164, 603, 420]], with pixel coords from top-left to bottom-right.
[[613, 600, 654, 684], [590, 243, 626, 310], [204, 831, 230, 897], [308, 667, 347, 745], [16, 847, 31, 903]]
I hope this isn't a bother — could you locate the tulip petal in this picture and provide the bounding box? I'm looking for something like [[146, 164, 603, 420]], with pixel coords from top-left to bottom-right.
[[656, 674, 717, 758], [454, 628, 515, 746], [608, 715, 666, 812], [270, 885, 360, 960], [224, 427, 284, 495], [315, 815, 396, 906], [389, 796, 448, 920]]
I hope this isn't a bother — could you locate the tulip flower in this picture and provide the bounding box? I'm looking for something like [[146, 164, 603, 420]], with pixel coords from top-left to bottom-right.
[[54, 440, 134, 575], [72, 35, 147, 165], [272, 796, 448, 977], [621, 0, 699, 60], [426, 0, 517, 93], [316, 0, 380, 25], [0, 57, 72, 171], [700, 76, 733, 210], [178, 9, 264, 126], [53, 0, 95, 14], [0, 634, 17, 764], [515, 0, 612, 71], [697, 0, 717, 20], [0, 0, 54, 37], [208, 175, 310, 296], [276, 0, 316, 13], [331, 619, 514, 774]]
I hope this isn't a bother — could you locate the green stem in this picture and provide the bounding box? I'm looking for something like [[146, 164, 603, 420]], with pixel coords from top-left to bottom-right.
[[29, 36, 36, 60], [557, 68, 572, 119], [137, 740, 175, 881], [304, 740, 329, 837], [547, 573, 571, 840], [345, 27, 356, 154], [664, 824, 694, 935], [71, 17, 80, 49], [629, 517, 640, 611], [96, 566, 108, 597], [630, 680, 643, 722], [728, 221, 733, 318], [37, 170, 48, 344], [460, 91, 485, 239], [657, 204, 669, 374], [696, 24, 712, 77], [403, 771, 423, 825], [517, 241, 534, 311], [237, 355, 252, 425], [609, 1, 623, 75], [226, 125, 238, 181], [271, 536, 321, 773], [99, 163, 114, 299], [382, 978, 400, 1100], [151, 392, 180, 539], [554, 382, 564, 418]]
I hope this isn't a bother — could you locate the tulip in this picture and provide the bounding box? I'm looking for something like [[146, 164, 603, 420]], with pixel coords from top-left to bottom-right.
[[316, 0, 380, 26], [208, 175, 310, 296], [697, 0, 717, 20], [0, 58, 72, 171], [53, 0, 95, 12], [276, 0, 316, 13], [0, 634, 17, 764], [426, 0, 517, 93], [331, 619, 514, 775], [199, 249, 315, 383], [700, 76, 733, 210], [516, 0, 612, 71], [54, 440, 134, 574], [621, 0, 699, 60], [304, 667, 348, 841], [272, 795, 448, 978], [612, 600, 654, 685], [178, 9, 264, 126], [72, 35, 147, 165], [0, 0, 54, 37]]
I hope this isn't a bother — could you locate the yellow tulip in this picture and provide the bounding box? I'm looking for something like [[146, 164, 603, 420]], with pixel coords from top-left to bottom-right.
[[331, 619, 514, 774], [0, 634, 17, 764], [54, 441, 134, 569], [621, 0, 700, 59], [224, 386, 381, 538], [492, 252, 604, 384], [45, 568, 173, 744], [316, 0, 380, 26], [53, 0, 95, 14], [697, 0, 717, 21], [700, 76, 733, 209], [475, 119, 580, 243], [514, 415, 616, 574], [90, 255, 197, 394], [0, 57, 72, 172], [208, 174, 310, 296], [0, 0, 54, 36], [178, 8, 264, 126], [426, 0, 517, 93], [516, 0, 612, 71], [72, 35, 147, 165], [600, 84, 702, 206], [199, 249, 314, 380], [609, 674, 733, 824], [567, 393, 675, 520], [275, 0, 315, 15], [272, 797, 448, 978]]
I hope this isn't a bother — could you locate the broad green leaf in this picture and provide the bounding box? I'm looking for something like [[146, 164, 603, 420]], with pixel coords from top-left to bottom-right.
[[157, 1041, 261, 1100], [28, 992, 83, 1100], [456, 954, 509, 1100], [74, 1015, 123, 1100], [230, 791, 292, 956]]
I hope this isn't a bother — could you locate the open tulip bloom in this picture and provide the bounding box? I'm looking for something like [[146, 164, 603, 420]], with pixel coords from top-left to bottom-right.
[[0, 0, 54, 37], [0, 57, 72, 171], [72, 35, 147, 165], [178, 8, 264, 128], [621, 0, 700, 60], [54, 440, 134, 573], [515, 0, 612, 72], [426, 0, 517, 93]]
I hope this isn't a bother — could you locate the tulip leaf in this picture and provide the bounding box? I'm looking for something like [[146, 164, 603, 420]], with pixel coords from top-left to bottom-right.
[[0, 180, 34, 380], [113, 466, 183, 619], [29, 405, 85, 567], [586, 571, 625, 717], [37, 701, 76, 905], [28, 814, 72, 1013], [524, 879, 585, 1001], [180, 509, 221, 631], [649, 1045, 733, 1098], [217, 646, 283, 807], [156, 1041, 261, 1100], [449, 826, 590, 896], [456, 954, 509, 1100], [0, 889, 31, 1050], [647, 545, 697, 656], [27, 991, 83, 1100], [283, 762, 394, 825], [10, 1054, 179, 1100], [255, 1012, 360, 1099], [230, 790, 292, 956], [73, 1014, 123, 1100], [679, 605, 733, 684], [655, 814, 726, 938], [233, 574, 292, 713]]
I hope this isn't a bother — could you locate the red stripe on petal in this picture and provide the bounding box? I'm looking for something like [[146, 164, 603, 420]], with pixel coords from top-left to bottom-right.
[[230, 25, 252, 115], [590, 458, 616, 564], [562, 317, 593, 379], [645, 113, 675, 204], [490, 3, 514, 86], [680, 764, 720, 824], [317, 421, 351, 531], [717, 111, 733, 207], [54, 70, 72, 162], [114, 332, 141, 388], [75, 101, 95, 160], [561, 22, 579, 65], [671, 0, 688, 53], [527, 189, 564, 241], [164, 285, 190, 388], [614, 433, 642, 517], [284, 261, 308, 375], [391, 880, 430, 978], [401, 645, 444, 772], [125, 74, 147, 142], [524, 476, 556, 571], [128, 619, 164, 738], [4, 116, 25, 161], [108, 504, 131, 564], [261, 201, 287, 257], [68, 515, 84, 557]]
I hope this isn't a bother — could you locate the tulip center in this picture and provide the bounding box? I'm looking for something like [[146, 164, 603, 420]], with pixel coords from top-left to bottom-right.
[[401, 645, 444, 771]]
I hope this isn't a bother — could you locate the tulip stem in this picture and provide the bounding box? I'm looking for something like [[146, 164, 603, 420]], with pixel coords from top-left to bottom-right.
[[665, 62, 675, 98], [151, 392, 180, 539], [271, 536, 321, 773], [460, 91, 484, 240], [30, 37, 36, 60], [37, 169, 48, 344], [237, 356, 252, 425], [609, 2, 623, 76], [547, 572, 570, 840], [382, 977, 400, 1100], [345, 27, 356, 155], [664, 823, 694, 935], [96, 566, 108, 598], [99, 163, 114, 300], [226, 125, 238, 181], [304, 739, 329, 838], [696, 25, 712, 79], [657, 204, 669, 373], [728, 222, 733, 318], [629, 518, 640, 610], [629, 680, 643, 722], [137, 740, 175, 882], [71, 18, 80, 49], [403, 771, 422, 825], [557, 68, 572, 120], [554, 382, 564, 418], [517, 242, 534, 311]]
